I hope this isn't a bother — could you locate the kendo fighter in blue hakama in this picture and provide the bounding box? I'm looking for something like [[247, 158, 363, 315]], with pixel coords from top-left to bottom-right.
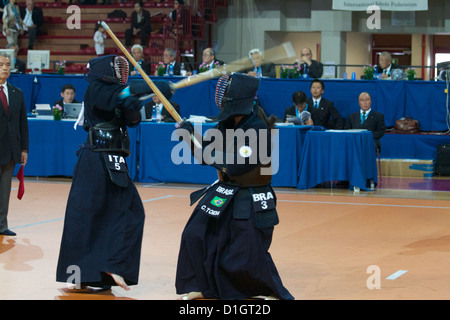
[[56, 55, 172, 291], [175, 73, 294, 300]]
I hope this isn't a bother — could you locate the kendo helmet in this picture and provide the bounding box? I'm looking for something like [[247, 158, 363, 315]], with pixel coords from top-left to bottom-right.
[[86, 54, 129, 85], [214, 72, 260, 122]]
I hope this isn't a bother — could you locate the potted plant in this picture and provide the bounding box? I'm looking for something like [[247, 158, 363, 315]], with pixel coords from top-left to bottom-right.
[[291, 64, 301, 79], [279, 65, 290, 79], [157, 62, 166, 76], [406, 68, 416, 80], [363, 65, 374, 80], [52, 104, 63, 121], [56, 60, 66, 75], [198, 61, 220, 74]]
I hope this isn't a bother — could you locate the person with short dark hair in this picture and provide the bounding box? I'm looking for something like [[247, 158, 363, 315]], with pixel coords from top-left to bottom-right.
[[124, 0, 151, 47], [307, 79, 344, 129], [53, 84, 80, 117], [283, 90, 312, 125]]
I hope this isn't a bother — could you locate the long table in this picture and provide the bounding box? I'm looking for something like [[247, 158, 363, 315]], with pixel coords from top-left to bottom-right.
[[22, 118, 450, 189], [9, 74, 450, 131], [297, 130, 378, 191], [137, 122, 311, 187], [22, 120, 313, 188]]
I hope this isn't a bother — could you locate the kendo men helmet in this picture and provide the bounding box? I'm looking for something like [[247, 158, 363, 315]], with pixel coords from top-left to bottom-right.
[[214, 72, 260, 122], [86, 54, 129, 85]]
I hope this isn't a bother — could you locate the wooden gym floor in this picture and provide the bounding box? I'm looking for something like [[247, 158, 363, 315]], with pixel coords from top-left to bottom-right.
[[1, 175, 450, 300]]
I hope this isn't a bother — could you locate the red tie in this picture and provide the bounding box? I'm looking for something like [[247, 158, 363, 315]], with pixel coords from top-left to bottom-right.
[[0, 85, 8, 115]]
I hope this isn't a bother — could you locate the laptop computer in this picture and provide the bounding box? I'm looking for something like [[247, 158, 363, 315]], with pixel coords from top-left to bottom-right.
[[64, 103, 83, 119]]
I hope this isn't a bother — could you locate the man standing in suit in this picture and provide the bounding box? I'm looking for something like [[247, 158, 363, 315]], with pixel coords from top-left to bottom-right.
[[245, 48, 276, 78], [20, 0, 43, 50], [124, 0, 151, 48], [295, 47, 323, 78], [307, 79, 344, 129], [0, 53, 29, 236], [375, 51, 401, 79], [345, 92, 385, 151]]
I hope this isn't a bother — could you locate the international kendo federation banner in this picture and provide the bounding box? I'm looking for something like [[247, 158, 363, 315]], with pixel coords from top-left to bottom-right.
[[332, 0, 428, 11]]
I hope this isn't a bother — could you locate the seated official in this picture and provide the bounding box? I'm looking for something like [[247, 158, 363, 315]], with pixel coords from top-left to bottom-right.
[[375, 51, 401, 79], [307, 79, 344, 129], [128, 44, 151, 76], [5, 44, 25, 73], [53, 84, 80, 117], [144, 95, 180, 122], [244, 48, 276, 78], [345, 92, 385, 152], [201, 47, 225, 71], [283, 90, 313, 125], [294, 47, 323, 78]]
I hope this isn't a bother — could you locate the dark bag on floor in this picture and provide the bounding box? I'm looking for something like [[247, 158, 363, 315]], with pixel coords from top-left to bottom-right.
[[394, 117, 419, 134], [436, 144, 450, 175]]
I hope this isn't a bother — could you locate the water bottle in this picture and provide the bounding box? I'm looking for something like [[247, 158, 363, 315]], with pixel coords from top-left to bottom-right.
[[152, 107, 157, 121], [180, 63, 186, 76], [169, 63, 174, 76]]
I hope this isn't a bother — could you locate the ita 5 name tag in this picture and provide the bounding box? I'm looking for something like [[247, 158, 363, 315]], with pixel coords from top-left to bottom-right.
[[103, 153, 128, 187], [199, 183, 239, 218]]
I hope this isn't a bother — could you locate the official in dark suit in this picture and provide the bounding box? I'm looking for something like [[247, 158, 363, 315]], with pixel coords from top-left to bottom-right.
[[345, 92, 385, 151], [200, 47, 224, 71], [156, 47, 181, 76], [307, 79, 344, 129], [128, 44, 151, 76], [0, 53, 28, 236], [53, 84, 80, 117], [144, 95, 180, 122], [375, 51, 402, 79], [245, 48, 276, 78], [294, 47, 323, 78], [124, 0, 151, 47], [283, 90, 313, 125], [20, 0, 43, 49]]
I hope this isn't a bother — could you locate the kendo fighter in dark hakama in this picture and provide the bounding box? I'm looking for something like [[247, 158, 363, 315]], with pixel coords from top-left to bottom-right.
[[56, 55, 172, 291], [175, 73, 294, 300]]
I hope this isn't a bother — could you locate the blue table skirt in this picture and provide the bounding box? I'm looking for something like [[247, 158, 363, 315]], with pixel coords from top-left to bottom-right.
[[21, 119, 448, 189], [297, 130, 378, 190], [380, 133, 450, 160], [9, 74, 450, 132], [137, 122, 311, 187]]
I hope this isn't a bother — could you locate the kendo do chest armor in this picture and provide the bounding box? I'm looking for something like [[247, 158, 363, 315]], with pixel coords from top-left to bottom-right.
[[88, 118, 130, 157]]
